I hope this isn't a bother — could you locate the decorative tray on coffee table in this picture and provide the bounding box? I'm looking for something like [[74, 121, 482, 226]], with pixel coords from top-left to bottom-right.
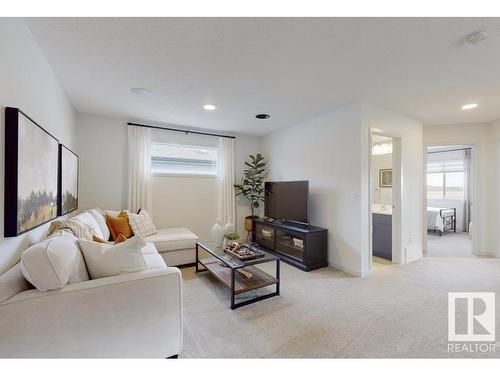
[[224, 242, 266, 261]]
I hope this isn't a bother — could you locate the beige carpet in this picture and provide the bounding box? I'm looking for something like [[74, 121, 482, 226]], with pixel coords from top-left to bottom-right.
[[180, 257, 500, 358], [426, 232, 474, 258]]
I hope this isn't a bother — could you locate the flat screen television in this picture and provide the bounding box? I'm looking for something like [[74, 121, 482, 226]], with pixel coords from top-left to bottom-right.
[[264, 181, 309, 224]]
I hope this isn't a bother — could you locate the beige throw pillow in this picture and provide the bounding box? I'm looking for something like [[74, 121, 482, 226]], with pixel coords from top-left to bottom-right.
[[78, 237, 148, 279], [128, 209, 157, 237]]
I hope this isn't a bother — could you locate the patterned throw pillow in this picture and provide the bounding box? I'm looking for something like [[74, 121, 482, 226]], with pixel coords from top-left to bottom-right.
[[128, 210, 157, 238]]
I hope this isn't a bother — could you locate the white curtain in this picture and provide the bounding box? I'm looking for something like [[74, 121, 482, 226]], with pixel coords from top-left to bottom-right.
[[217, 137, 236, 226], [128, 125, 153, 214]]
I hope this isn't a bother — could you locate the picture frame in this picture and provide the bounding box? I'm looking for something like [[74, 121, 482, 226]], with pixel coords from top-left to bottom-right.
[[379, 168, 392, 187], [4, 107, 60, 237], [58, 144, 79, 216]]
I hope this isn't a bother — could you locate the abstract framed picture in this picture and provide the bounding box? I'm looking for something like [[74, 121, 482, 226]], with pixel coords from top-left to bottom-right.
[[58, 145, 79, 216], [379, 168, 392, 187], [4, 107, 59, 237]]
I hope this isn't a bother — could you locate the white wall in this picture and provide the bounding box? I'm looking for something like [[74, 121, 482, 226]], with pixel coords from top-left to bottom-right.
[[423, 122, 496, 256], [76, 113, 261, 241], [263, 103, 364, 276], [76, 113, 128, 211], [0, 19, 76, 273], [150, 133, 261, 241], [361, 103, 424, 271]]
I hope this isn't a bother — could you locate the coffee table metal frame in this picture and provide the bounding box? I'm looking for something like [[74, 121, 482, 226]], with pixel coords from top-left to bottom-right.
[[195, 241, 280, 310]]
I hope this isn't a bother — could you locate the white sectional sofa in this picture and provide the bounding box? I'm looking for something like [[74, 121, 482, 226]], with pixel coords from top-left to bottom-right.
[[0, 209, 185, 358], [145, 227, 199, 266]]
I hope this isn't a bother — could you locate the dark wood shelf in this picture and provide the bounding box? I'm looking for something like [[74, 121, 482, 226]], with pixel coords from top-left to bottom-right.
[[199, 257, 278, 295]]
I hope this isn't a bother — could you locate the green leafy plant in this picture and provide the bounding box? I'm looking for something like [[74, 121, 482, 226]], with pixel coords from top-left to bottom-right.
[[224, 232, 240, 241], [234, 153, 266, 218]]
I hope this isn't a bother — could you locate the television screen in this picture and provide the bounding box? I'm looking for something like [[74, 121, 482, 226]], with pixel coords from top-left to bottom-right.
[[264, 181, 309, 224]]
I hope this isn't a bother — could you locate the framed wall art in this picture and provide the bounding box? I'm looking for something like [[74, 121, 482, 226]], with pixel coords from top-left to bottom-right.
[[379, 168, 393, 188], [4, 107, 59, 236], [58, 144, 79, 216]]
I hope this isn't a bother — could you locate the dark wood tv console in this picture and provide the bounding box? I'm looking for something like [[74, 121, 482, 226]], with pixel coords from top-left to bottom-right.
[[252, 218, 328, 271]]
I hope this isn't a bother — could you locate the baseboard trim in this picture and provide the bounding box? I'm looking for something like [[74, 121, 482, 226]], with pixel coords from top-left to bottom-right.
[[328, 261, 367, 278]]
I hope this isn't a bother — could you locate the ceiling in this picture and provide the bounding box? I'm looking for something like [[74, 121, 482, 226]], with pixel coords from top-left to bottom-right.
[[25, 18, 500, 135]]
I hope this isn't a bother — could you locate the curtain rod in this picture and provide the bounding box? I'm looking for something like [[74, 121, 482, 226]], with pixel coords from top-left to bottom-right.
[[127, 122, 236, 139], [427, 147, 471, 154]]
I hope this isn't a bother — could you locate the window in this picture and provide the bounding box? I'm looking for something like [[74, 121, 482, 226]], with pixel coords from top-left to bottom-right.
[[426, 149, 467, 201], [151, 143, 217, 176], [426, 172, 464, 200]]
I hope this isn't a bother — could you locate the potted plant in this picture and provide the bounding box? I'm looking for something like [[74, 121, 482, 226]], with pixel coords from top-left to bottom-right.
[[234, 153, 266, 233], [223, 232, 240, 249]]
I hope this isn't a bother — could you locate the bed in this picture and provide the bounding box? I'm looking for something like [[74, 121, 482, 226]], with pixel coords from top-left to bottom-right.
[[427, 207, 456, 236]]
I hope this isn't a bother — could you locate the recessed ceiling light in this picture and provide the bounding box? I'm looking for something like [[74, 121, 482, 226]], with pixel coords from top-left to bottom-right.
[[461, 103, 478, 110], [255, 113, 270, 119], [130, 87, 153, 97], [203, 104, 216, 111], [463, 31, 487, 47]]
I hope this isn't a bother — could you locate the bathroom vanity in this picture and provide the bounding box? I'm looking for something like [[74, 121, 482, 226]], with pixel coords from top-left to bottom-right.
[[372, 204, 392, 260]]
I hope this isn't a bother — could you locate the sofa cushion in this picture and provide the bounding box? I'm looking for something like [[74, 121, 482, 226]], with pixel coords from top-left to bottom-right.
[[144, 227, 199, 253], [21, 232, 89, 292], [74, 212, 104, 238], [86, 209, 110, 240], [141, 242, 167, 269], [0, 263, 32, 303], [78, 237, 148, 279]]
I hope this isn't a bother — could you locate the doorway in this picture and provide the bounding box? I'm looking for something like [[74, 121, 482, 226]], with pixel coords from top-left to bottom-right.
[[369, 133, 400, 269], [424, 145, 474, 257]]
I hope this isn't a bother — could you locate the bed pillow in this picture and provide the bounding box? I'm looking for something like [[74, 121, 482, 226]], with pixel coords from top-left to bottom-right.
[[128, 209, 157, 237], [78, 237, 147, 279]]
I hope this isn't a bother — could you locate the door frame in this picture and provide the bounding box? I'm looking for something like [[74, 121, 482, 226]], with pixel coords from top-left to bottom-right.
[[422, 143, 477, 256], [368, 130, 402, 272]]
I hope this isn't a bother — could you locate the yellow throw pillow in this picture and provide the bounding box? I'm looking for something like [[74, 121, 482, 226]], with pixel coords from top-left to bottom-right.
[[106, 211, 133, 241]]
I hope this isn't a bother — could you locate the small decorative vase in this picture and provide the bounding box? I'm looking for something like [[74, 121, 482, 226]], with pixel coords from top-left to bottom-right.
[[211, 218, 225, 247], [222, 237, 228, 249], [224, 218, 235, 234]]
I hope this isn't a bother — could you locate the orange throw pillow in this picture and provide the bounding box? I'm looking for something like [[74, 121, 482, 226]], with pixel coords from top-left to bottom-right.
[[92, 235, 108, 244], [114, 233, 128, 244], [92, 233, 128, 244], [106, 211, 133, 240]]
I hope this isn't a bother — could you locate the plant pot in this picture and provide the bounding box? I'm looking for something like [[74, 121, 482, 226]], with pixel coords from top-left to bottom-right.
[[245, 215, 258, 232]]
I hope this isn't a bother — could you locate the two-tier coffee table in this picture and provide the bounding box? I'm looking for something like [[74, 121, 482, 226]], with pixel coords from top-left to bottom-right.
[[195, 241, 280, 309]]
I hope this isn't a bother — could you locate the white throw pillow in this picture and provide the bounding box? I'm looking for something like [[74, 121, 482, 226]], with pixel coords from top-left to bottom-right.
[[86, 209, 110, 240], [128, 210, 157, 237], [21, 233, 86, 292], [73, 212, 104, 238], [78, 237, 148, 279], [48, 231, 90, 283]]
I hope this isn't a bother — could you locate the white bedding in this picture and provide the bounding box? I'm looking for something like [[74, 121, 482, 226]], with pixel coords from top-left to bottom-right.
[[427, 206, 455, 232]]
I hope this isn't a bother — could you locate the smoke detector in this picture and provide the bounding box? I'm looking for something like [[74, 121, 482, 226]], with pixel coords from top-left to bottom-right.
[[463, 31, 488, 47]]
